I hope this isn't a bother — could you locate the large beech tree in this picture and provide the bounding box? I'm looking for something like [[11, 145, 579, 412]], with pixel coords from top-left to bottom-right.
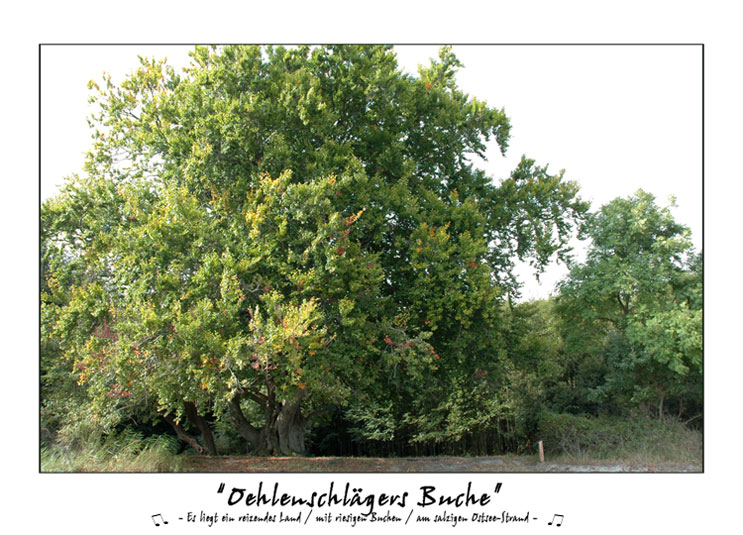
[[42, 45, 587, 455]]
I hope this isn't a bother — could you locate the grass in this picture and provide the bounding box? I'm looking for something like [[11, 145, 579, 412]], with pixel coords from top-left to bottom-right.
[[538, 411, 702, 465], [41, 429, 184, 472]]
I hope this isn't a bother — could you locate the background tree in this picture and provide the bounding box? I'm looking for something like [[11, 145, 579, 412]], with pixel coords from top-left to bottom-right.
[[556, 190, 702, 421]]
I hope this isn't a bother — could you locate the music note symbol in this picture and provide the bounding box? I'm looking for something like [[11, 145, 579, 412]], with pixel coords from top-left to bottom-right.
[[548, 513, 564, 527], [152, 514, 169, 526]]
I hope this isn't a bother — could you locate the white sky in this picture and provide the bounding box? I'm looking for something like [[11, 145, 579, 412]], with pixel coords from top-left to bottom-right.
[[40, 44, 702, 301]]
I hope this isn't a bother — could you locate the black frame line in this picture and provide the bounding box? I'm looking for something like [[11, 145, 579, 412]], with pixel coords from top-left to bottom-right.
[[38, 42, 705, 475]]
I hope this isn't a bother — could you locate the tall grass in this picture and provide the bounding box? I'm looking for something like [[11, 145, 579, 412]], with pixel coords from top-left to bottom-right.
[[538, 411, 702, 464], [41, 429, 184, 472]]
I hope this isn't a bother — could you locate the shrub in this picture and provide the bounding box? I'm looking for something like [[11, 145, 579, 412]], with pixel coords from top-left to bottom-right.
[[41, 428, 183, 472], [538, 410, 701, 462]]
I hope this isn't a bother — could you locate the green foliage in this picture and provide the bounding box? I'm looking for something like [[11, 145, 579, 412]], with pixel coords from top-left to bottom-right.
[[556, 191, 702, 420]]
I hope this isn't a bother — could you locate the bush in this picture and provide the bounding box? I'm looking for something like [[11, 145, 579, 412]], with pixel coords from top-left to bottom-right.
[[41, 428, 184, 472], [538, 411, 702, 462]]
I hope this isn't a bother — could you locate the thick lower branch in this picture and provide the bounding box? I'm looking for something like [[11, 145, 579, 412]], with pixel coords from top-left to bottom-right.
[[244, 389, 270, 406], [161, 412, 206, 455], [229, 396, 261, 448]]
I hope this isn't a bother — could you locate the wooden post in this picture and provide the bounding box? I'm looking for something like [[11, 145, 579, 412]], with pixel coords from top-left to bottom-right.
[[538, 440, 544, 463]]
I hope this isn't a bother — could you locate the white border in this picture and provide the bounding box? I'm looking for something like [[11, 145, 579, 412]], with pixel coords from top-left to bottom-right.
[[8, 2, 740, 533]]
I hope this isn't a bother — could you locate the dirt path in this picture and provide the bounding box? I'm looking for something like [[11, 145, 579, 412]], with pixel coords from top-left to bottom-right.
[[183, 455, 700, 473]]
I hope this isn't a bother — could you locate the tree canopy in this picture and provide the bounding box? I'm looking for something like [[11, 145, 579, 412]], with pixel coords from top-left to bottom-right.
[[556, 190, 702, 419], [43, 45, 591, 456]]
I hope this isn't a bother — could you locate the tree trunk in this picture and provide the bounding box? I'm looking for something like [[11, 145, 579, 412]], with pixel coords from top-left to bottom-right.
[[287, 411, 307, 454], [184, 401, 218, 456], [276, 393, 307, 455], [230, 390, 307, 456], [162, 412, 206, 455]]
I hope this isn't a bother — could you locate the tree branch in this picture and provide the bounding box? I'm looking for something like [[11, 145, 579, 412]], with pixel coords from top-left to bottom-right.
[[228, 396, 261, 447], [161, 412, 206, 454]]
